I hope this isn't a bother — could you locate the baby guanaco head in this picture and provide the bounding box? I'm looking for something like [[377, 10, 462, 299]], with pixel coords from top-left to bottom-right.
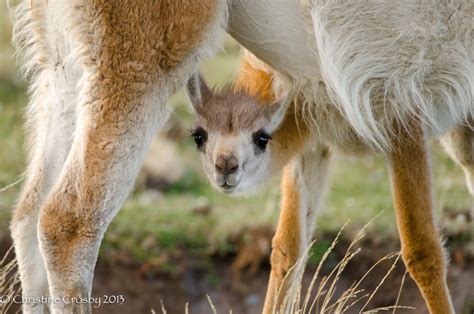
[[186, 73, 292, 195]]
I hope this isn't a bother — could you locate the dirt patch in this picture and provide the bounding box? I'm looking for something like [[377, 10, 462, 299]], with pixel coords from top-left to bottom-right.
[[90, 243, 474, 314], [1, 234, 473, 314]]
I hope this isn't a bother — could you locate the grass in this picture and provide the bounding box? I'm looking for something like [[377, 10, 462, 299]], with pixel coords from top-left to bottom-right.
[[1, 222, 412, 314], [273, 220, 413, 313], [0, 246, 20, 314], [144, 220, 413, 314], [0, 10, 471, 265]]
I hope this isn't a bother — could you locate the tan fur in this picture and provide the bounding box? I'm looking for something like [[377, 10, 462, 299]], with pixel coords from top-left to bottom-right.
[[82, 0, 218, 74], [233, 54, 276, 104], [193, 88, 278, 133], [264, 166, 302, 313], [271, 102, 311, 171], [11, 1, 226, 312], [389, 118, 453, 313], [225, 51, 470, 313], [233, 58, 311, 169]]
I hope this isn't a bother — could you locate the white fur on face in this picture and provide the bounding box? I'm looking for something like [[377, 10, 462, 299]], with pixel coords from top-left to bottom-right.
[[200, 131, 275, 196], [186, 70, 293, 193]]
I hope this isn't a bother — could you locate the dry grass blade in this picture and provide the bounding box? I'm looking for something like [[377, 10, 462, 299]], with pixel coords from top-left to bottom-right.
[[360, 253, 401, 312], [339, 251, 400, 312], [362, 305, 415, 313], [341, 292, 371, 312], [392, 271, 408, 314], [206, 294, 217, 314], [277, 241, 313, 313], [309, 217, 374, 313], [325, 288, 365, 313], [319, 248, 361, 312], [302, 220, 348, 313], [160, 300, 167, 314], [0, 177, 23, 193], [0, 245, 20, 314], [271, 213, 409, 314]]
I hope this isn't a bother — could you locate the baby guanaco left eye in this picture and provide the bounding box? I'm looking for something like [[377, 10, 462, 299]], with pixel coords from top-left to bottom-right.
[[191, 127, 207, 149], [253, 130, 272, 151]]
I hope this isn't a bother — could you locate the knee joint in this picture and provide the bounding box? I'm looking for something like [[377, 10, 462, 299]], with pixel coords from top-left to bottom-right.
[[402, 246, 446, 283], [38, 202, 97, 248], [270, 238, 299, 277]]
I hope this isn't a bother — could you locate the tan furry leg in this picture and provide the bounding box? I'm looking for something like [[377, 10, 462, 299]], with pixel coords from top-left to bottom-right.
[[264, 166, 301, 314], [263, 144, 331, 314], [11, 0, 227, 313], [389, 119, 454, 314], [36, 89, 168, 313]]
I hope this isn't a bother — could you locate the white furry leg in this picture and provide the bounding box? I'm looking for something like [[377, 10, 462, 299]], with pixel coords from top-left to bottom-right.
[[11, 165, 49, 314], [296, 144, 333, 249], [10, 217, 48, 314], [10, 69, 77, 313], [440, 122, 474, 195]]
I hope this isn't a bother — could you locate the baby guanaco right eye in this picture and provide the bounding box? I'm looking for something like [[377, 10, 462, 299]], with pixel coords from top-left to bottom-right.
[[191, 127, 208, 149], [253, 129, 272, 151]]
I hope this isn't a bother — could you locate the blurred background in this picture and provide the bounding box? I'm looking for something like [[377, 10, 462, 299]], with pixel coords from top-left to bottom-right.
[[0, 3, 472, 313]]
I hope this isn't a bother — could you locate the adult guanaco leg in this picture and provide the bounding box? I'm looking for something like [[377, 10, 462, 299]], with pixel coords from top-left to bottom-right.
[[263, 144, 332, 314], [440, 121, 474, 195], [10, 4, 81, 312], [388, 119, 454, 314], [10, 1, 226, 313], [10, 70, 77, 314]]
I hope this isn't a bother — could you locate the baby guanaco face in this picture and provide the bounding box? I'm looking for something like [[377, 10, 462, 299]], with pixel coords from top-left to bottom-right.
[[186, 74, 289, 195]]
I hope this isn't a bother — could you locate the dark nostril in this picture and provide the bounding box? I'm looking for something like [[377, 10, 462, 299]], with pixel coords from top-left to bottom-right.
[[228, 161, 238, 174], [215, 157, 225, 174], [216, 154, 239, 175], [229, 165, 238, 174]]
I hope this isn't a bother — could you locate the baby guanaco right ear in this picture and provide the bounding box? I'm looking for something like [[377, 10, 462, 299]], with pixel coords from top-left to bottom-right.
[[265, 91, 295, 133], [186, 72, 211, 112]]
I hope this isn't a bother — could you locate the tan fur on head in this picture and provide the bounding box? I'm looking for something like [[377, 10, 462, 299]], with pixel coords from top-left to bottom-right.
[[233, 51, 277, 104], [193, 85, 278, 133]]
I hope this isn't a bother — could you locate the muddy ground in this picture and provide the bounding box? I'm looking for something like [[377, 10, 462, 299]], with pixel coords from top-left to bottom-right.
[[91, 246, 474, 314], [90, 259, 474, 314], [1, 235, 473, 314]]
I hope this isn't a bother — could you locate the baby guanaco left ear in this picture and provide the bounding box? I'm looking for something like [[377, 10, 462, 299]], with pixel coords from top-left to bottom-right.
[[265, 92, 295, 132], [185, 72, 211, 113]]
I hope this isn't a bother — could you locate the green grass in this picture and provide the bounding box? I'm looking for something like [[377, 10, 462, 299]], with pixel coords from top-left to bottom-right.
[[0, 11, 471, 264], [0, 84, 26, 235], [320, 148, 470, 237]]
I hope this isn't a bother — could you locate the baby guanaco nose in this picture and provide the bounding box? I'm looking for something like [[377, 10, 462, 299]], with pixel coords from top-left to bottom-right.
[[215, 153, 238, 175]]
